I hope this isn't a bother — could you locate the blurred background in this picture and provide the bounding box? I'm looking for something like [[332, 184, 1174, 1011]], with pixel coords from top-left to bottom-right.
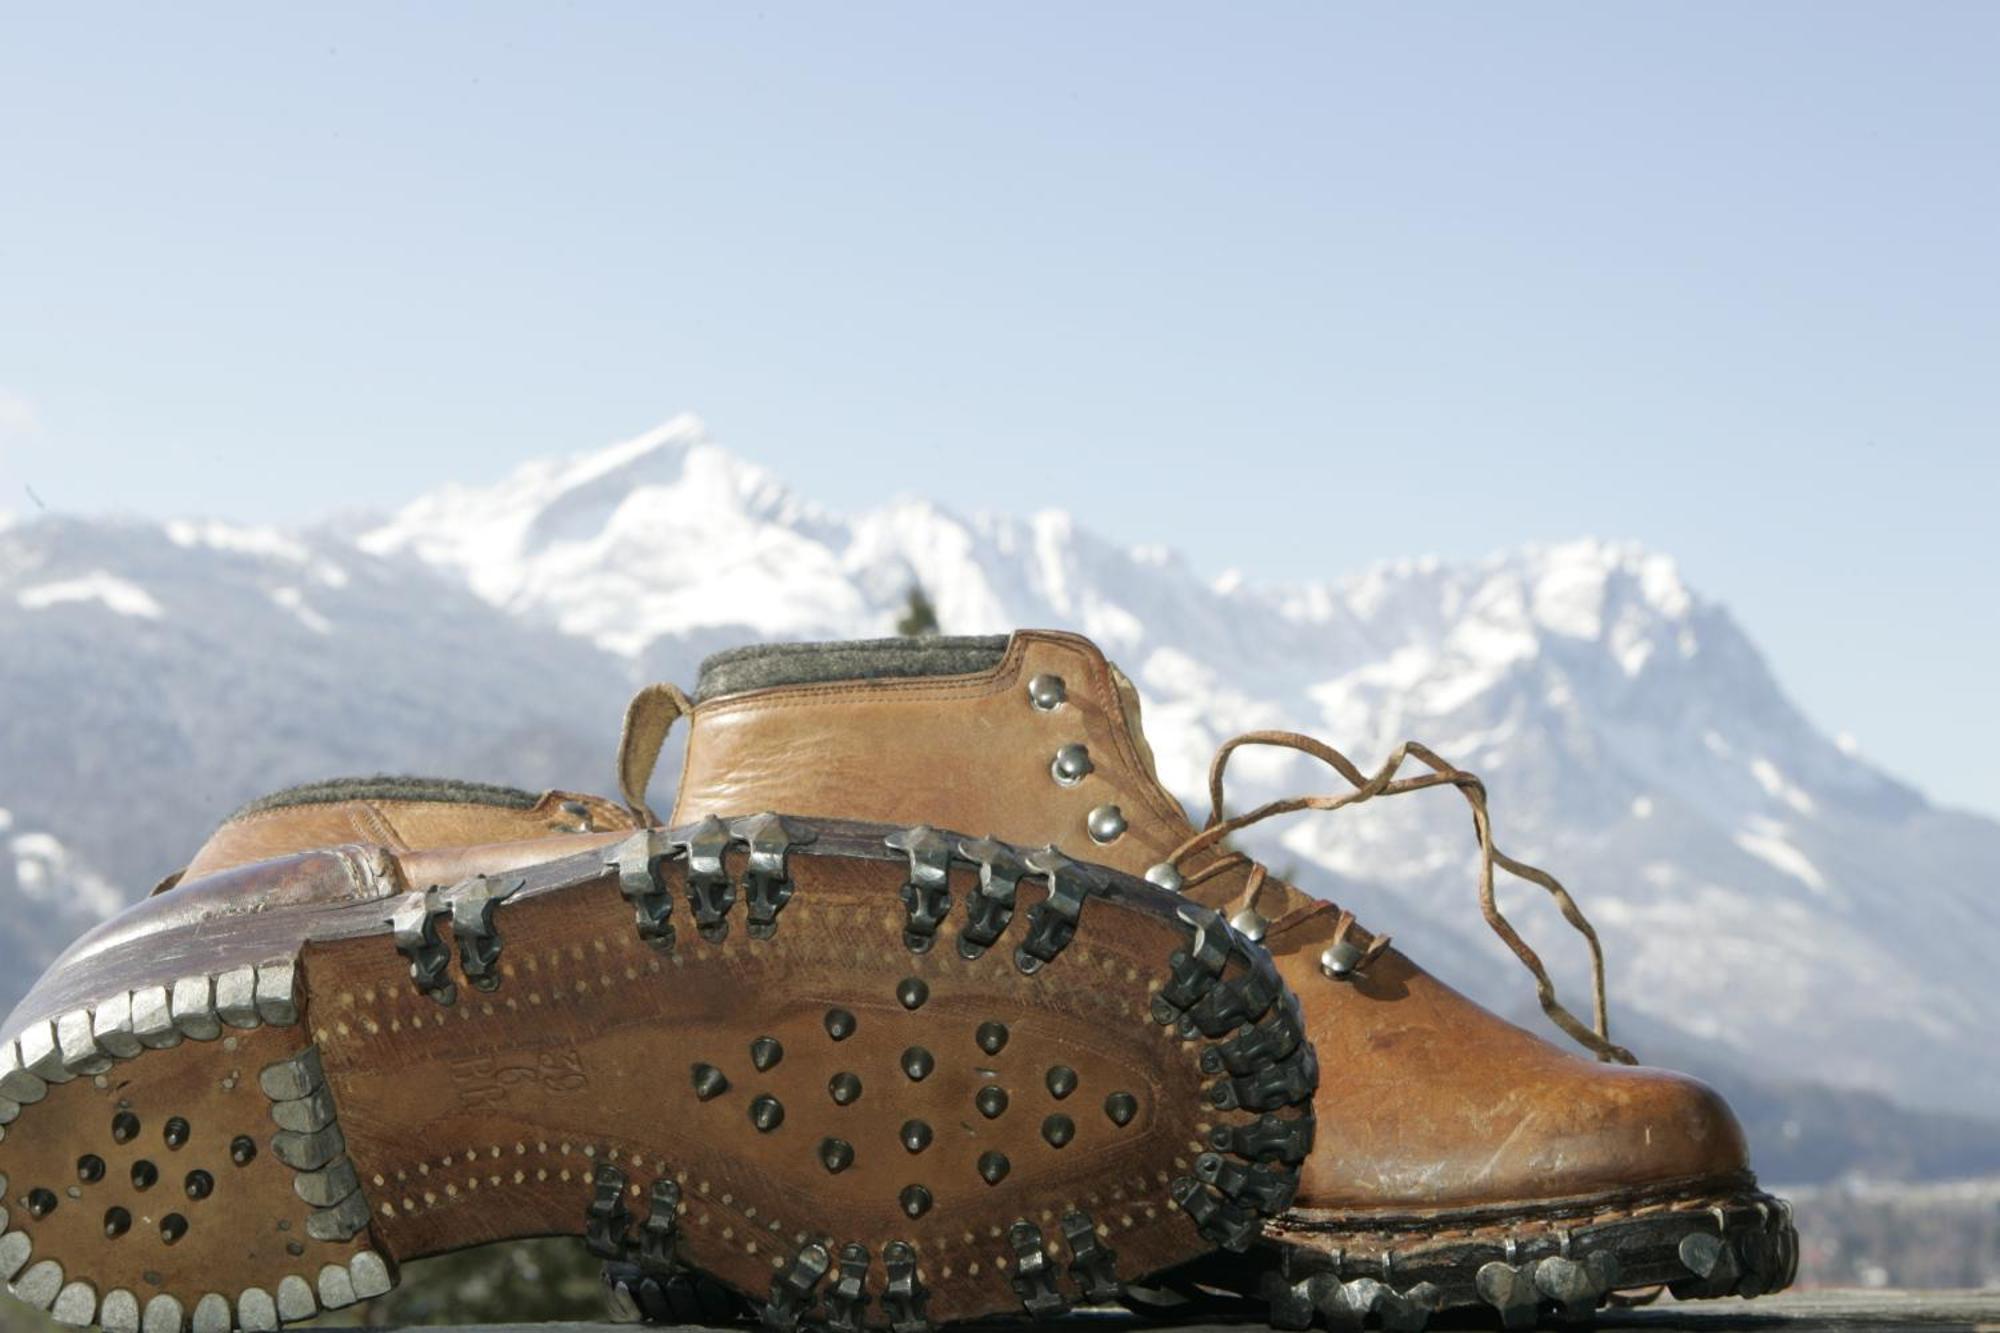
[[2, 3, 1996, 1320]]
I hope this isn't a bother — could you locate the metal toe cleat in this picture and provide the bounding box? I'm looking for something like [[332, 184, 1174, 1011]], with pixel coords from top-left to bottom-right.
[[291, 1157, 361, 1208], [672, 815, 737, 943], [349, 1251, 395, 1300], [1015, 847, 1100, 973], [612, 830, 677, 949], [53, 1279, 101, 1328], [0, 1039, 48, 1104], [821, 1243, 871, 1333], [170, 975, 224, 1041], [391, 887, 456, 1005], [235, 1288, 277, 1333], [1155, 903, 1232, 1020], [733, 812, 813, 939], [1193, 1151, 1298, 1214], [55, 1008, 113, 1075], [214, 965, 263, 1030], [1209, 1044, 1319, 1113], [1531, 1251, 1621, 1320], [258, 1046, 326, 1103], [275, 1275, 318, 1324], [306, 1191, 371, 1243], [1313, 1275, 1443, 1333], [0, 1231, 31, 1284], [139, 1294, 183, 1333], [1473, 1260, 1540, 1330], [885, 826, 953, 952], [1060, 1211, 1120, 1304], [269, 1084, 337, 1134], [99, 1290, 141, 1333], [1202, 995, 1306, 1077], [638, 1180, 681, 1274], [955, 835, 1026, 958], [1170, 1175, 1261, 1252], [130, 985, 183, 1050], [447, 874, 522, 991], [762, 1242, 831, 1333], [12, 1259, 64, 1312], [1673, 1220, 1793, 1300], [1008, 1221, 1068, 1317], [91, 992, 143, 1059], [316, 1262, 358, 1311], [880, 1241, 930, 1333], [18, 1019, 74, 1084], [254, 956, 300, 1016], [1185, 949, 1285, 1037], [1211, 1112, 1316, 1165], [271, 1121, 346, 1172], [585, 1164, 635, 1260]]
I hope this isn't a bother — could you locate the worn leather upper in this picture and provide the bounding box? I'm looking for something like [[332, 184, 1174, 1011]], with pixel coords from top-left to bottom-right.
[[7, 786, 637, 1040], [668, 629, 1751, 1215], [181, 786, 633, 882]]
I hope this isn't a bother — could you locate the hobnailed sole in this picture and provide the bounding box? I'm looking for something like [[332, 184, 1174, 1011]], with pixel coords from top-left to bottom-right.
[[1112, 1183, 1797, 1330], [0, 817, 1316, 1330]]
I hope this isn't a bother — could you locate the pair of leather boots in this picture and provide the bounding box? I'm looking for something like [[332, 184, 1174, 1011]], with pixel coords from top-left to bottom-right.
[[0, 631, 1795, 1333]]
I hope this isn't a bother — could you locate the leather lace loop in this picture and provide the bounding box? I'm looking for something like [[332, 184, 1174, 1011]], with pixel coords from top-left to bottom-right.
[[1162, 729, 1637, 1066], [617, 682, 694, 826]]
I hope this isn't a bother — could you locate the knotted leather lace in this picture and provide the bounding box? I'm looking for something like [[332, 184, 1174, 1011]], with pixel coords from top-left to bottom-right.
[[1160, 730, 1638, 1066]]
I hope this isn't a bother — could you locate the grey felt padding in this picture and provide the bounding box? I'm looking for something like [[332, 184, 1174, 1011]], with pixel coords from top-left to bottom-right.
[[232, 775, 540, 820], [696, 636, 1012, 702]]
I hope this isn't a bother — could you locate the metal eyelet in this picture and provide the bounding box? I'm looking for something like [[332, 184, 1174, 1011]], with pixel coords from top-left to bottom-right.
[[1229, 908, 1269, 943], [1086, 804, 1126, 844], [1144, 863, 1185, 892], [1027, 674, 1067, 711], [1051, 744, 1093, 787], [1319, 940, 1363, 979]]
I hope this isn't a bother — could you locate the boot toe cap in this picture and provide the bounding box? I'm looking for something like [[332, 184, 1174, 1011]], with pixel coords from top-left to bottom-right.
[[1289, 948, 1753, 1213], [1515, 1063, 1751, 1197], [1303, 1058, 1750, 1212]]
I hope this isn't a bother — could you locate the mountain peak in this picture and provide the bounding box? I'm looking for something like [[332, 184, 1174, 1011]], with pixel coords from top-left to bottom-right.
[[360, 414, 717, 606], [1505, 537, 1697, 630], [564, 413, 709, 488]]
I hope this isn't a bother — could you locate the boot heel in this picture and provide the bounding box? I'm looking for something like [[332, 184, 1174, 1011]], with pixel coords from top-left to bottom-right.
[[0, 961, 395, 1333]]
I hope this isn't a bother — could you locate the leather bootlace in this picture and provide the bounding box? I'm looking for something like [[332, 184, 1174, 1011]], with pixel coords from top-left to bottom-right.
[[1159, 730, 1638, 1066]]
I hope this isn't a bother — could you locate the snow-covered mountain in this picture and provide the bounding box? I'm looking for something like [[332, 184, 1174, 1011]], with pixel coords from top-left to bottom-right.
[[0, 513, 626, 898], [4, 416, 1995, 1139]]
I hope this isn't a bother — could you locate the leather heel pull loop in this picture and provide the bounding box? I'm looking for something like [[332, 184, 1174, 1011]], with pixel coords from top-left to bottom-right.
[[618, 682, 694, 826]]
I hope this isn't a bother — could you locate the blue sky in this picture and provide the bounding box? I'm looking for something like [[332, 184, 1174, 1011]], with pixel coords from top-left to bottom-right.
[[2, 4, 1995, 814]]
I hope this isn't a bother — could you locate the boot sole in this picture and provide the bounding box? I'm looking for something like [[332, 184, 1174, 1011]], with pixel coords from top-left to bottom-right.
[[1119, 1182, 1797, 1329], [0, 816, 1316, 1331]]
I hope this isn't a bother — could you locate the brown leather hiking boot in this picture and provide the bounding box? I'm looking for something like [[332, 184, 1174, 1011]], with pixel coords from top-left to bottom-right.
[[1, 775, 1315, 1331], [623, 631, 1798, 1328]]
